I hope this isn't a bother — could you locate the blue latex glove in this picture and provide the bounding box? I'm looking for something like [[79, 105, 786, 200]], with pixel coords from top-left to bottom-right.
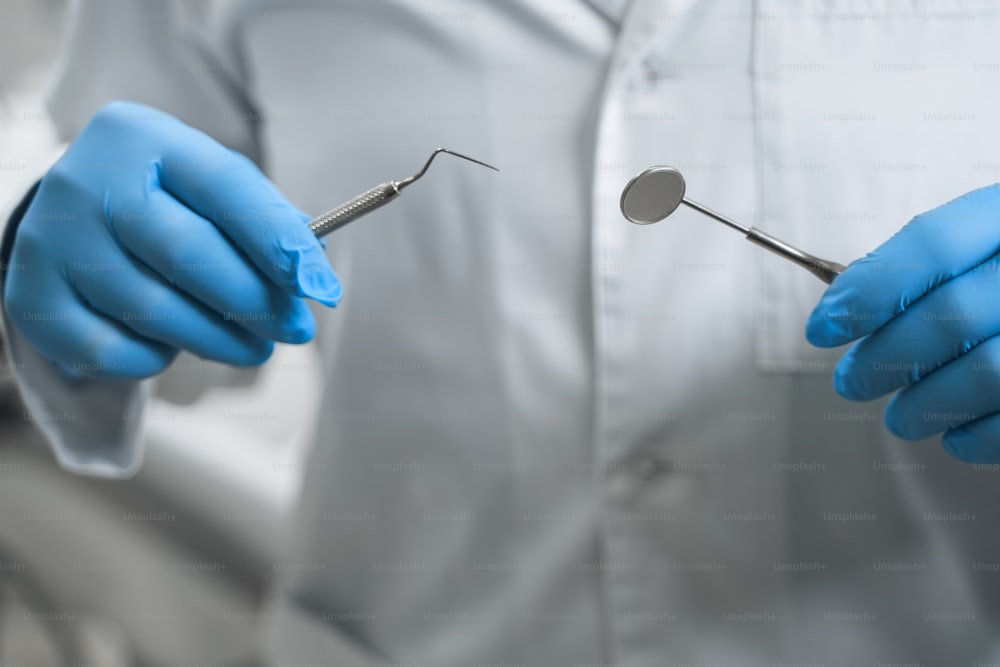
[[3, 101, 342, 379], [807, 184, 1000, 463]]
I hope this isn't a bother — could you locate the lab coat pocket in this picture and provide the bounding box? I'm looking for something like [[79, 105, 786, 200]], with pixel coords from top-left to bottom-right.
[[752, 0, 1000, 373]]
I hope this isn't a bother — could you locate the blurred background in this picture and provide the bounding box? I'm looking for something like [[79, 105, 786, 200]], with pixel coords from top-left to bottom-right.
[[0, 0, 63, 89], [0, 3, 322, 664]]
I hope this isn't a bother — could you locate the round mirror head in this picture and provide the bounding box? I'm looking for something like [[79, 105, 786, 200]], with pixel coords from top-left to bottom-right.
[[620, 166, 686, 225]]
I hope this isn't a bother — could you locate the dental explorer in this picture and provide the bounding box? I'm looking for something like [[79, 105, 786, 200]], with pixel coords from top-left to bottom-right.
[[620, 166, 846, 284], [308, 148, 500, 238]]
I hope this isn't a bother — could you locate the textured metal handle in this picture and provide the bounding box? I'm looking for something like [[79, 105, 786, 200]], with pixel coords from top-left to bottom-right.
[[308, 182, 401, 238], [746, 227, 846, 284]]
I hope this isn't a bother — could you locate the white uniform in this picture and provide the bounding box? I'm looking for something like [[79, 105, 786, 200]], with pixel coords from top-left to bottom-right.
[[5, 0, 1000, 665]]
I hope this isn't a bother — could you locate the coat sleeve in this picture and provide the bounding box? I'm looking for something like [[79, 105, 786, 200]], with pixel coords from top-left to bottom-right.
[[46, 0, 263, 161]]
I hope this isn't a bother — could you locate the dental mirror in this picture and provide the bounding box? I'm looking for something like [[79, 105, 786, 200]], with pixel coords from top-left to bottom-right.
[[620, 166, 686, 224], [620, 165, 847, 284]]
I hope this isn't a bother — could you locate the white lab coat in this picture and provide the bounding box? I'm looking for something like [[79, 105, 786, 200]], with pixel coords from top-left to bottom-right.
[[5, 0, 1000, 664]]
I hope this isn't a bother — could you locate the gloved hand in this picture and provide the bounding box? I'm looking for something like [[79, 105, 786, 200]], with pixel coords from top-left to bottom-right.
[[807, 183, 1000, 463], [3, 100, 341, 379]]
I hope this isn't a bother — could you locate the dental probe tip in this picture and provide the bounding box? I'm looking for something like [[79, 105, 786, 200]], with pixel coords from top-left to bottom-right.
[[397, 148, 501, 189]]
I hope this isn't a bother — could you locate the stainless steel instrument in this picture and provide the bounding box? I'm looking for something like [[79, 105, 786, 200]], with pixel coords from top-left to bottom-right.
[[308, 148, 500, 238], [620, 165, 846, 284]]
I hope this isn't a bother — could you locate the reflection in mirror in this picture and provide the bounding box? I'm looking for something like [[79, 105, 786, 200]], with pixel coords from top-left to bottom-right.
[[620, 166, 686, 225]]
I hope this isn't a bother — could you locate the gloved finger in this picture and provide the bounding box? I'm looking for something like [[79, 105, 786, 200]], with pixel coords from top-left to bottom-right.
[[943, 414, 1000, 464], [806, 183, 1000, 348], [71, 257, 274, 367], [5, 267, 176, 379], [107, 189, 316, 344], [883, 335, 1000, 440], [144, 112, 340, 305], [831, 254, 1000, 401]]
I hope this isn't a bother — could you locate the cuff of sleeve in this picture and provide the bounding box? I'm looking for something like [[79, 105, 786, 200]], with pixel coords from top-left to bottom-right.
[[0, 145, 151, 478], [0, 144, 63, 387]]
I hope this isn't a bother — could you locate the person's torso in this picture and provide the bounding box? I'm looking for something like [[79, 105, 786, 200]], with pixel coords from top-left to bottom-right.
[[199, 1, 1000, 664]]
